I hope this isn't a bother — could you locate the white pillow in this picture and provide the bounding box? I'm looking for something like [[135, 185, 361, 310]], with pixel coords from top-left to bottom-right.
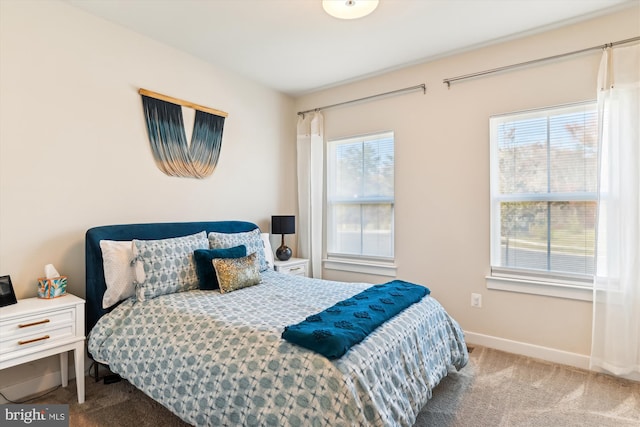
[[261, 233, 275, 270], [100, 240, 136, 308]]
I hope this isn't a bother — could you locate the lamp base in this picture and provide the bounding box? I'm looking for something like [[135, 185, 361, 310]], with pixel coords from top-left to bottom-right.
[[276, 245, 292, 261]]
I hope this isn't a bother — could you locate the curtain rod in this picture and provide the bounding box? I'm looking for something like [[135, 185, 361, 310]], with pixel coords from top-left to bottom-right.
[[443, 36, 640, 88], [138, 88, 229, 118], [297, 84, 426, 116]]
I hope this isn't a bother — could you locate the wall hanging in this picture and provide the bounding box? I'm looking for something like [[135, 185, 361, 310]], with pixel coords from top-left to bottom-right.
[[139, 88, 228, 178]]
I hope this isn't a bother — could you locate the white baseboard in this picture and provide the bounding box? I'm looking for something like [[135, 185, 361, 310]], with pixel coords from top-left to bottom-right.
[[464, 331, 591, 370], [0, 370, 77, 404]]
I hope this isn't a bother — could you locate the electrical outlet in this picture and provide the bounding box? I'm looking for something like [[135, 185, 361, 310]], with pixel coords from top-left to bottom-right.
[[471, 293, 482, 308]]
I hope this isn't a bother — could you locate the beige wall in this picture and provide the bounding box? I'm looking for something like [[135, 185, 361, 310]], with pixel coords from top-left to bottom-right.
[[0, 0, 295, 392], [295, 6, 639, 357], [0, 0, 297, 299]]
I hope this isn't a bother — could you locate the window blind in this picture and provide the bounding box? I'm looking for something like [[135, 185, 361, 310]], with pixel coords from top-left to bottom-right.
[[490, 102, 597, 282], [327, 131, 395, 259]]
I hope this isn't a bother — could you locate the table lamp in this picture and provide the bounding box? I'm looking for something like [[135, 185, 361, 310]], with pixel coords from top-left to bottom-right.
[[271, 215, 295, 261]]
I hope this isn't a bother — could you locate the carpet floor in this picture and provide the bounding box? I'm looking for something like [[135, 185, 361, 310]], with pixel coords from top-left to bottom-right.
[[23, 346, 640, 426]]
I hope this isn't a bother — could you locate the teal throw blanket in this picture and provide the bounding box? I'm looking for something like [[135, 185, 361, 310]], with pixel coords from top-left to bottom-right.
[[282, 280, 430, 359]]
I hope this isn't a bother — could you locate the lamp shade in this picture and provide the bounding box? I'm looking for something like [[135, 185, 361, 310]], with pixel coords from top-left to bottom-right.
[[272, 215, 295, 235]]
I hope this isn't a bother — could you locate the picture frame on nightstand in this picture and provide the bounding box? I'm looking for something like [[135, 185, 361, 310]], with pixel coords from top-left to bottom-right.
[[0, 275, 18, 307]]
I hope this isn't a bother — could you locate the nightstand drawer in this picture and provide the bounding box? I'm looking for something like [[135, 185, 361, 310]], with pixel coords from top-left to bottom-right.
[[0, 322, 75, 355], [0, 307, 75, 339], [274, 258, 310, 277], [283, 265, 307, 276]]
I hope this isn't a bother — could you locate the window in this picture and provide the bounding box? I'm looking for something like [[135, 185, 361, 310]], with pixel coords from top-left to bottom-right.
[[326, 131, 394, 267], [489, 102, 598, 293]]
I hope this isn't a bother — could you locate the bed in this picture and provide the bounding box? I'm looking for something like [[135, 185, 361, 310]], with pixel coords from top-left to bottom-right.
[[85, 221, 468, 427]]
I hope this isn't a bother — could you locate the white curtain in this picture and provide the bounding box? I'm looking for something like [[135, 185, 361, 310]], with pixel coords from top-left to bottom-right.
[[590, 44, 640, 380], [296, 112, 324, 278]]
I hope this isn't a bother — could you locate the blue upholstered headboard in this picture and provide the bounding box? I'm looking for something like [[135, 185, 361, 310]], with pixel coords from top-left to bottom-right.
[[85, 221, 259, 333]]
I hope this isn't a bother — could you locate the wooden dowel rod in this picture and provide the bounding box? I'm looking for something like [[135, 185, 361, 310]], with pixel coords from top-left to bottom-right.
[[138, 88, 229, 118]]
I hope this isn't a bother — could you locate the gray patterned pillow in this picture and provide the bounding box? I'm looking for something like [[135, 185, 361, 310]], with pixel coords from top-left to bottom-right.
[[133, 231, 208, 302], [208, 228, 268, 272]]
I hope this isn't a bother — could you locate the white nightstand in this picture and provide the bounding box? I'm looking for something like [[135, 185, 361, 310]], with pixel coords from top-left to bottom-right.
[[0, 294, 85, 403], [274, 257, 310, 277]]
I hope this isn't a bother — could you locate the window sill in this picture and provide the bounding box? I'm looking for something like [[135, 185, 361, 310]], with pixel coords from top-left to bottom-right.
[[486, 275, 593, 302], [323, 258, 397, 277]]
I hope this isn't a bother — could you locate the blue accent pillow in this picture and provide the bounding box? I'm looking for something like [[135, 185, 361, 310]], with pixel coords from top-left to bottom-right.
[[194, 245, 247, 290]]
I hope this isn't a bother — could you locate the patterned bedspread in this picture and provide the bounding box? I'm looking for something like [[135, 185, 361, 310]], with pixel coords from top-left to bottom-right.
[[88, 271, 468, 427]]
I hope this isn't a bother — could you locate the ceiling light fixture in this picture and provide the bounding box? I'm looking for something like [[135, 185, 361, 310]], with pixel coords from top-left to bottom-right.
[[322, 0, 379, 20]]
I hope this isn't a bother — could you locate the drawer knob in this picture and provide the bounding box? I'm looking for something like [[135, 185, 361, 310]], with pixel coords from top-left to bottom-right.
[[18, 335, 51, 345], [18, 319, 51, 328]]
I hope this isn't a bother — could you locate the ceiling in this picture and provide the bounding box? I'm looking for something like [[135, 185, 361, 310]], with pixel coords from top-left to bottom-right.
[[65, 0, 635, 96]]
